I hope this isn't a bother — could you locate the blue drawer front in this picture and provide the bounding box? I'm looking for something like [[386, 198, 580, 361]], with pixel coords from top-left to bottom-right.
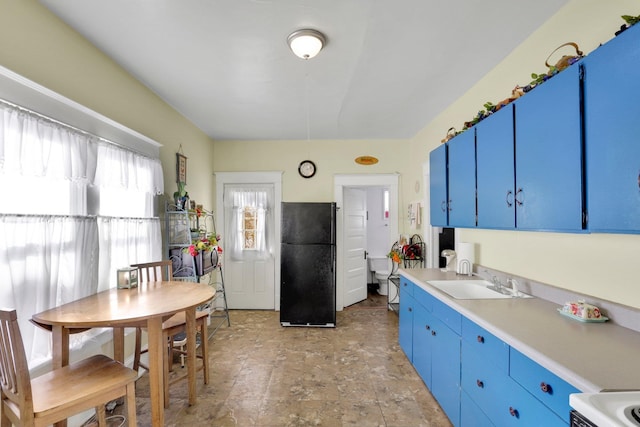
[[461, 317, 509, 373], [463, 351, 566, 427], [399, 275, 415, 296], [413, 283, 435, 312], [461, 390, 495, 427], [433, 298, 462, 335], [510, 348, 579, 424]]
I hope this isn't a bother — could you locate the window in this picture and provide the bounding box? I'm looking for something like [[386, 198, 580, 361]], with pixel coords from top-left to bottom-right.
[[383, 189, 390, 220], [242, 206, 257, 250], [0, 100, 163, 368], [224, 185, 273, 260]]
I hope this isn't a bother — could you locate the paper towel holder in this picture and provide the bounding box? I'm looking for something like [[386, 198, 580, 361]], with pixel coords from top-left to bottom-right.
[[457, 259, 472, 276]]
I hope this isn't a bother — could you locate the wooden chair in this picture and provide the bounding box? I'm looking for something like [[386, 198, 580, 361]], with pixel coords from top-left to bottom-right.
[[0, 309, 137, 427], [130, 260, 210, 408]]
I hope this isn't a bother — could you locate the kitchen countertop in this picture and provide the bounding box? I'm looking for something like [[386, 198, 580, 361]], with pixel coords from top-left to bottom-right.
[[399, 268, 640, 393]]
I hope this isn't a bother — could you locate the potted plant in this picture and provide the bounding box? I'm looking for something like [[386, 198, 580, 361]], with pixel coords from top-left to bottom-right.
[[173, 182, 187, 209]]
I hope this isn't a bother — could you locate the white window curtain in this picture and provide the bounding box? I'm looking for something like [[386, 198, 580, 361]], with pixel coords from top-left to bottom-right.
[[0, 215, 99, 367], [0, 99, 164, 368], [97, 217, 162, 292], [224, 185, 273, 261]]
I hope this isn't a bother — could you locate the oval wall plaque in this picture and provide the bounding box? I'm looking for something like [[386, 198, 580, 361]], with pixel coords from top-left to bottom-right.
[[355, 156, 379, 165]]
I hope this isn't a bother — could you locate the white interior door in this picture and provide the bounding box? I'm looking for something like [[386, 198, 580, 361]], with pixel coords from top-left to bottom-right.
[[343, 187, 367, 307]]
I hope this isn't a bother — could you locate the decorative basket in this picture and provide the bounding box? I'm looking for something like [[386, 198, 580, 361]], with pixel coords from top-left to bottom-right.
[[545, 42, 584, 72], [441, 127, 459, 143]]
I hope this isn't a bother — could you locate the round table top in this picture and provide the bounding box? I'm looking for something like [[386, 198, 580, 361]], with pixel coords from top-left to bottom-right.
[[32, 281, 215, 328]]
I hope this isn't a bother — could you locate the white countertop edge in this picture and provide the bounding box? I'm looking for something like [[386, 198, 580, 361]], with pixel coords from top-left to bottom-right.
[[399, 268, 603, 393]]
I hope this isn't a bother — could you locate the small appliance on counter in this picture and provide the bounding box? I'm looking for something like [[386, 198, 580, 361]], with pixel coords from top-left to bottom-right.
[[441, 249, 456, 272]]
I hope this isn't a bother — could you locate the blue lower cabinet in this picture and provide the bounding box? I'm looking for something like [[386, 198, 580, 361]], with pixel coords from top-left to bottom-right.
[[412, 302, 433, 389], [510, 348, 579, 424], [461, 391, 494, 427], [462, 342, 566, 426], [398, 284, 415, 361], [430, 314, 461, 426], [403, 282, 575, 427]]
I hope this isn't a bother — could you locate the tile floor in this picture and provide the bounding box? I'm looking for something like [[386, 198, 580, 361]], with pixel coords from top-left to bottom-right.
[[114, 291, 453, 426]]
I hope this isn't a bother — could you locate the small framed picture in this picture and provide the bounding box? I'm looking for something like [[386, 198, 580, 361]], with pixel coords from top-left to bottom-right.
[[176, 153, 187, 185]]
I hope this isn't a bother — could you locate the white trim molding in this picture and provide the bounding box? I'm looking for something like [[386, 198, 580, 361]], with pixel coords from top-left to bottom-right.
[[0, 65, 161, 157]]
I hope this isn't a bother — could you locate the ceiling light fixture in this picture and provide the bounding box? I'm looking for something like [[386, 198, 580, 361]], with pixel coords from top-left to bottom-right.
[[287, 29, 326, 59]]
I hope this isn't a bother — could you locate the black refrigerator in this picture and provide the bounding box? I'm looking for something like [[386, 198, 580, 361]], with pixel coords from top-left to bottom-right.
[[280, 202, 336, 327]]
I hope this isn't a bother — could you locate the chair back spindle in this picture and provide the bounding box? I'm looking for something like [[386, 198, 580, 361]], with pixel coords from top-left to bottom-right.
[[132, 260, 173, 282]]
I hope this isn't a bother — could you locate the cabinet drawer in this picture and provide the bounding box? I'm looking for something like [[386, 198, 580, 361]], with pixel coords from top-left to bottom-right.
[[399, 276, 414, 296], [433, 298, 462, 335], [461, 390, 494, 427], [510, 348, 579, 423], [413, 284, 434, 311], [463, 351, 566, 426], [462, 343, 508, 417], [462, 317, 509, 373]]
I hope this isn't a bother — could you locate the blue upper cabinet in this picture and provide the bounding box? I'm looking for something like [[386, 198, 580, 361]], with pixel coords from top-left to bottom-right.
[[476, 105, 516, 229], [514, 64, 584, 231], [447, 130, 477, 227], [429, 144, 448, 227], [584, 24, 640, 233]]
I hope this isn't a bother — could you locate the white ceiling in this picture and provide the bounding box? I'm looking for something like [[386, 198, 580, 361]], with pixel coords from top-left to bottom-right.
[[39, 0, 568, 141]]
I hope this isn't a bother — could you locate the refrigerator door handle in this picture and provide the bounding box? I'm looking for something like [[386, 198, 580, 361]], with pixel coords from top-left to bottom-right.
[[364, 250, 368, 260]]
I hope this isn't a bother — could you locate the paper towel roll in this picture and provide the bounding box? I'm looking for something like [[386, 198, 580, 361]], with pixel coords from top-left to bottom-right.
[[456, 242, 475, 274]]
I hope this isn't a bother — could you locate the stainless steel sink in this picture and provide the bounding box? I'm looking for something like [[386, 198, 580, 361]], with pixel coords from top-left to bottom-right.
[[426, 280, 532, 300]]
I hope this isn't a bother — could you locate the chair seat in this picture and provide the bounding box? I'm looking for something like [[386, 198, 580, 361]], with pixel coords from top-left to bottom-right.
[[30, 355, 137, 415]]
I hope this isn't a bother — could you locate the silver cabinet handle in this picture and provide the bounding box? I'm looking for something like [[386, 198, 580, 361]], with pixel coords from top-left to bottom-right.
[[506, 190, 513, 207]]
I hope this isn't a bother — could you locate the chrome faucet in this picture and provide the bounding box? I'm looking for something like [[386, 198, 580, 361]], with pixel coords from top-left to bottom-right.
[[507, 278, 521, 297], [458, 259, 472, 276], [488, 275, 507, 294]]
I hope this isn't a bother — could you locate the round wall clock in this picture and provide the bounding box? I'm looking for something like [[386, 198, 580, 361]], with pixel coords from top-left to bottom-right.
[[298, 160, 316, 178]]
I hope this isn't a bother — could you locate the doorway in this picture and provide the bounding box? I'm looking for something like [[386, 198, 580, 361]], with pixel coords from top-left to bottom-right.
[[215, 172, 282, 310], [334, 174, 399, 311]]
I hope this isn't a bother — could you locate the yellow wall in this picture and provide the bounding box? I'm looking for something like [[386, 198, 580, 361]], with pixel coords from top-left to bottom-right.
[[409, 0, 640, 308], [213, 138, 407, 202], [0, 0, 215, 209]]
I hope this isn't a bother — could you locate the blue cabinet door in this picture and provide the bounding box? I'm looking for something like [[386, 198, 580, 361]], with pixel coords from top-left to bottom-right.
[[584, 24, 640, 233], [399, 286, 414, 361], [476, 105, 516, 229], [412, 302, 433, 389], [431, 316, 461, 427], [514, 65, 584, 231], [448, 131, 477, 227], [429, 144, 448, 226]]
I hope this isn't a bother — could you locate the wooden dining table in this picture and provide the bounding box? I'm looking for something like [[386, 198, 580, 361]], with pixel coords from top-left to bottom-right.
[[32, 280, 215, 427]]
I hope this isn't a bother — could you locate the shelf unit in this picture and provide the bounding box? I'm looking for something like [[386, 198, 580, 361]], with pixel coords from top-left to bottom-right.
[[388, 234, 426, 313], [165, 203, 230, 336]]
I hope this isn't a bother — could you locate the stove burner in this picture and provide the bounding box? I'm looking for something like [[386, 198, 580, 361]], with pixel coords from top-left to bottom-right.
[[626, 406, 640, 425]]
